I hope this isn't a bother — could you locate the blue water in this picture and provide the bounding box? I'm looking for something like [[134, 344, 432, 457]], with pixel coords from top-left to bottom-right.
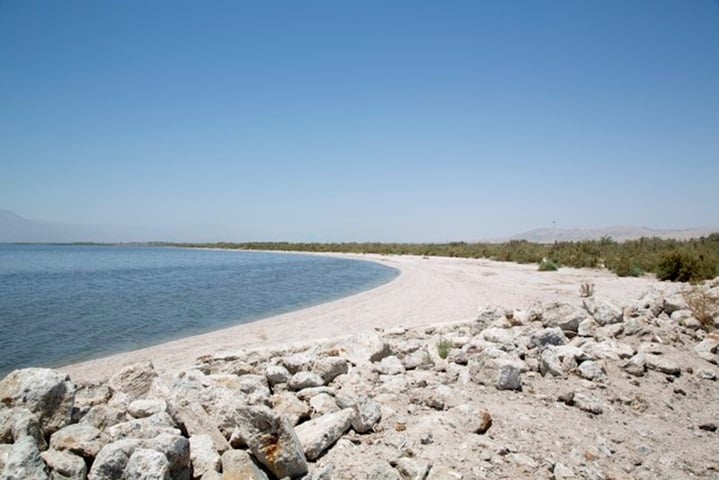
[[0, 245, 398, 376]]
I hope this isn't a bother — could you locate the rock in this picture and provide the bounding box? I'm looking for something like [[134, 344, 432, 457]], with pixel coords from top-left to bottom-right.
[[220, 449, 269, 480], [367, 462, 402, 480], [280, 354, 314, 375], [288, 372, 325, 391], [124, 448, 171, 480], [542, 303, 588, 333], [426, 466, 462, 480], [351, 396, 382, 433], [49, 423, 108, 460], [577, 361, 605, 381], [146, 433, 190, 475], [339, 330, 392, 365], [699, 423, 717, 432], [81, 404, 126, 431], [473, 305, 508, 333], [1, 436, 49, 480], [312, 357, 348, 384], [474, 410, 493, 434], [107, 412, 180, 440], [553, 462, 576, 479], [41, 449, 87, 480], [573, 393, 604, 414], [402, 349, 435, 370], [88, 439, 140, 480], [170, 401, 231, 453], [0, 407, 44, 446], [264, 365, 291, 387], [695, 335, 719, 365], [585, 299, 623, 326], [577, 318, 597, 338], [0, 368, 75, 435], [233, 405, 308, 478], [308, 393, 339, 417], [480, 327, 518, 346], [469, 355, 524, 391], [663, 294, 687, 315], [622, 353, 647, 377], [580, 340, 634, 361], [294, 408, 354, 461], [108, 362, 158, 401], [395, 457, 430, 480], [190, 435, 221, 478], [375, 356, 406, 375], [540, 349, 565, 377], [645, 355, 681, 376], [530, 328, 568, 349], [271, 392, 311, 427], [128, 399, 167, 419]]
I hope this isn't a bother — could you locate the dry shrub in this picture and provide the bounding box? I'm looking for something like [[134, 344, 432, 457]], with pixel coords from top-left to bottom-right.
[[683, 286, 719, 331], [580, 282, 595, 298]]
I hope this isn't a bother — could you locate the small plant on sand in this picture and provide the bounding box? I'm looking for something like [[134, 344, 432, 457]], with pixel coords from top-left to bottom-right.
[[683, 286, 719, 331], [580, 282, 595, 298], [538, 258, 559, 272], [436, 337, 452, 359]]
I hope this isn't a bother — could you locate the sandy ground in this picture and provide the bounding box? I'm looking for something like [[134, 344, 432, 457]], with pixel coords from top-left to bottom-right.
[[61, 253, 678, 383]]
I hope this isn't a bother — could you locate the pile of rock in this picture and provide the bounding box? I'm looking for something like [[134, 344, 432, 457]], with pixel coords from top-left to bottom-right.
[[1, 285, 718, 479]]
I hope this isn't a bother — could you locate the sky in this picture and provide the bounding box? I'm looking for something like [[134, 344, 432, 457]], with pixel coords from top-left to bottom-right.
[[1, 1, 718, 242]]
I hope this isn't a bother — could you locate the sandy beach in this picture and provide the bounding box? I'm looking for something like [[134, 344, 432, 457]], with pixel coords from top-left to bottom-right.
[[61, 253, 677, 382]]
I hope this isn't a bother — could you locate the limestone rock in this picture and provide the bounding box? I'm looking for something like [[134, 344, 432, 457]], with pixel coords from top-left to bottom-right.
[[108, 362, 158, 401], [480, 327, 518, 346], [49, 423, 108, 460], [469, 355, 524, 391], [308, 393, 339, 417], [351, 396, 382, 433], [542, 303, 588, 333], [233, 405, 308, 478], [271, 391, 311, 427], [1, 436, 49, 480], [123, 448, 170, 480], [146, 433, 190, 475], [294, 408, 354, 461], [340, 330, 392, 365], [695, 335, 719, 365], [375, 356, 406, 375], [189, 435, 221, 478], [395, 457, 430, 480], [220, 449, 269, 480], [530, 327, 568, 349], [585, 299, 623, 326], [622, 353, 646, 377], [573, 393, 604, 414], [41, 449, 87, 480], [0, 368, 75, 436], [0, 407, 44, 445], [576, 361, 606, 381], [312, 357, 348, 384], [264, 365, 291, 387], [128, 399, 167, 419], [280, 354, 314, 375], [367, 462, 402, 480], [88, 439, 140, 480], [645, 355, 681, 376], [288, 372, 325, 391], [81, 404, 126, 431], [540, 349, 565, 377], [170, 401, 231, 453], [107, 412, 180, 440]]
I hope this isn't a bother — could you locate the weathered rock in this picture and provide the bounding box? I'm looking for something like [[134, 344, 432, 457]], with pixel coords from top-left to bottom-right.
[[402, 349, 435, 370], [580, 340, 634, 360], [695, 335, 719, 365], [530, 327, 568, 349], [622, 353, 647, 377], [124, 448, 170, 480], [1, 436, 49, 480], [553, 462, 576, 480], [339, 330, 392, 365], [474, 410, 493, 434], [171, 401, 231, 453], [540, 349, 565, 377], [426, 465, 463, 480], [146, 433, 190, 475], [41, 448, 87, 480], [662, 294, 687, 315], [264, 365, 291, 387], [280, 354, 314, 375], [288, 372, 325, 391], [189, 435, 221, 478], [233, 405, 308, 478], [0, 407, 44, 446], [645, 355, 681, 376], [395, 457, 430, 480], [294, 408, 354, 461], [542, 303, 588, 333], [0, 368, 75, 435], [469, 355, 524, 391], [220, 449, 269, 480], [577, 361, 606, 381], [107, 412, 180, 440], [585, 299, 623, 326], [81, 404, 126, 431], [128, 399, 167, 419], [88, 439, 140, 480], [351, 396, 382, 433], [573, 393, 604, 414], [308, 393, 339, 417], [108, 362, 158, 401], [375, 356, 406, 375], [577, 317, 598, 338], [480, 327, 518, 346], [312, 357, 348, 384], [49, 423, 108, 460], [271, 392, 311, 427], [367, 462, 402, 480]]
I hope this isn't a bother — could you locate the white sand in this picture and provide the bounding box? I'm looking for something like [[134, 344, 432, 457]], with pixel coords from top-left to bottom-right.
[[60, 253, 676, 382]]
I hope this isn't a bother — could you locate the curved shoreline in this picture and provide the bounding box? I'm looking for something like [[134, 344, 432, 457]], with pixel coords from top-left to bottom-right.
[[60, 253, 677, 382]]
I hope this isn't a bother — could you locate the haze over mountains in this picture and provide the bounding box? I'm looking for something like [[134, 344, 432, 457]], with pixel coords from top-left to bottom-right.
[[1, 209, 716, 244]]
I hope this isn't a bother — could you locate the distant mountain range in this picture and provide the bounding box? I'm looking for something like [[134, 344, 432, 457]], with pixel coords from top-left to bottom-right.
[[0, 209, 241, 243], [509, 226, 719, 244]]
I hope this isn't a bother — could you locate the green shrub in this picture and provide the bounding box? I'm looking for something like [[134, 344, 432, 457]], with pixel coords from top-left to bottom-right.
[[538, 259, 559, 271], [656, 251, 704, 282], [436, 337, 452, 359]]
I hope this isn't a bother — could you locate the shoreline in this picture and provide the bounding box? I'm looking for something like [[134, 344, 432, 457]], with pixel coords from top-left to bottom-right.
[[60, 253, 678, 383]]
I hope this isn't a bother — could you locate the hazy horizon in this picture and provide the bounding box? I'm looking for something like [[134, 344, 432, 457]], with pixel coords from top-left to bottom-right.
[[2, 1, 718, 242]]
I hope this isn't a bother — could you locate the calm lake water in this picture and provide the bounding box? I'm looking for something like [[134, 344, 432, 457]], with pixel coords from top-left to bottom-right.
[[0, 245, 398, 376]]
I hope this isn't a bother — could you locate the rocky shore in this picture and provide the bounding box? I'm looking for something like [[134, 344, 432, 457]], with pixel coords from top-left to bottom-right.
[[1, 282, 718, 480]]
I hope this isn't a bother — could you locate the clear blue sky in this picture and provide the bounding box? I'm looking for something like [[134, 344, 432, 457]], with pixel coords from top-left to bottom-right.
[[1, 1, 718, 241]]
